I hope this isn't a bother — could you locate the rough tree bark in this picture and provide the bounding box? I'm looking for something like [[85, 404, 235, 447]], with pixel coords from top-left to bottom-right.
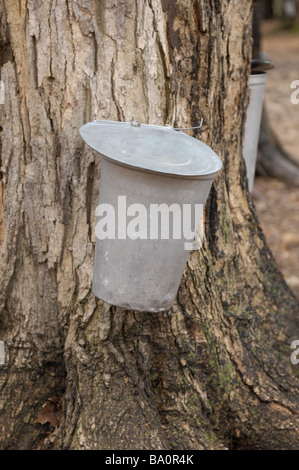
[[0, 0, 298, 450]]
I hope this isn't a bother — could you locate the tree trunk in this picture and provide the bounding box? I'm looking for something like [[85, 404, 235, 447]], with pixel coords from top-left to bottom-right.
[[0, 0, 298, 450]]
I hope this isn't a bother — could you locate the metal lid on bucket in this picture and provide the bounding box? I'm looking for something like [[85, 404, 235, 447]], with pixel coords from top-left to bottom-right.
[[79, 120, 222, 179], [251, 59, 275, 74]]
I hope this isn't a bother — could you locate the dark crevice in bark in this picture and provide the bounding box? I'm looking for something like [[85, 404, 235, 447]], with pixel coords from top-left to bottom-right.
[[161, 0, 180, 55], [0, 4, 13, 69]]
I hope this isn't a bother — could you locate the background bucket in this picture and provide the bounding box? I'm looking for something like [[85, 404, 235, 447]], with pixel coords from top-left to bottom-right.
[[243, 72, 267, 191]]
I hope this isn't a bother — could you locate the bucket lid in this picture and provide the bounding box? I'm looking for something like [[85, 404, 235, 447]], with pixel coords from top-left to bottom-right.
[[79, 120, 222, 178], [251, 59, 275, 73]]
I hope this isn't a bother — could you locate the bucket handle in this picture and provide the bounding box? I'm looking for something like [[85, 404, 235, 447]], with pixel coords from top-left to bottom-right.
[[130, 118, 204, 132], [173, 117, 204, 131]]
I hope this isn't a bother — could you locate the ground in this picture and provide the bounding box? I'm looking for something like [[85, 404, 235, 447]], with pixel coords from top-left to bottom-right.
[[252, 23, 299, 300]]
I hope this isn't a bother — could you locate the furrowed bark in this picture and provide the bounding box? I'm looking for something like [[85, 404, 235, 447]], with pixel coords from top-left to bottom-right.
[[0, 0, 298, 450]]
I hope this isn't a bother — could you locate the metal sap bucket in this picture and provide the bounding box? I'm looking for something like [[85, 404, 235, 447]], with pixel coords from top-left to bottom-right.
[[80, 120, 222, 312], [243, 72, 267, 192]]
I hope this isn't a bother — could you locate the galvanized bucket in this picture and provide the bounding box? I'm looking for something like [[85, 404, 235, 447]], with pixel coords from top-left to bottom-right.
[[243, 72, 267, 191], [80, 120, 222, 312]]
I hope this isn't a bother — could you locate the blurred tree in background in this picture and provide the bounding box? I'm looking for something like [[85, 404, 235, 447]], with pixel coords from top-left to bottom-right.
[[254, 0, 299, 186], [261, 0, 299, 26]]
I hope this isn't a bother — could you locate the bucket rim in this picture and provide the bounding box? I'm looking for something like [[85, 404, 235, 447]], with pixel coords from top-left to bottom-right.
[[249, 72, 267, 86]]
